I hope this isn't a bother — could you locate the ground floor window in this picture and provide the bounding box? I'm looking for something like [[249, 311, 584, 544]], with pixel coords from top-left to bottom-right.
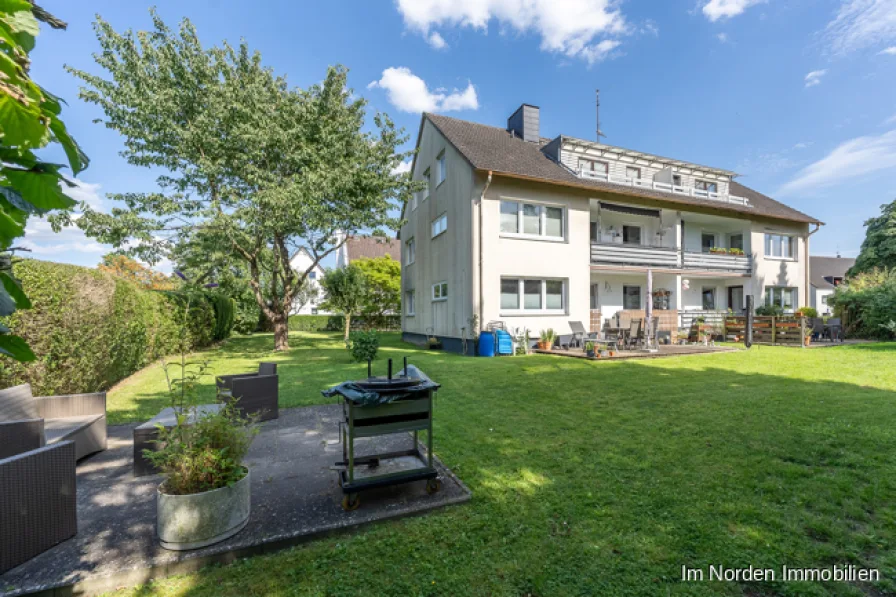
[[590, 283, 599, 310], [623, 285, 641, 309], [702, 287, 716, 310], [501, 278, 567, 313], [405, 290, 415, 315], [432, 282, 448, 302], [765, 286, 797, 312]]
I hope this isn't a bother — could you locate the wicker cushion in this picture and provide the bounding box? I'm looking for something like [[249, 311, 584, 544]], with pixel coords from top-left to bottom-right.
[[43, 415, 104, 444], [0, 384, 38, 422]]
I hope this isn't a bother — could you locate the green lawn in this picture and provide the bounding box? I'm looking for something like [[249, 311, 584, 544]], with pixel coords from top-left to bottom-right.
[[108, 332, 896, 596]]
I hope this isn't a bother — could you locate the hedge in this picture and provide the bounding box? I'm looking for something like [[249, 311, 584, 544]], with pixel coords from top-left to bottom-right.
[[0, 259, 229, 396], [829, 269, 896, 339], [288, 314, 401, 332]]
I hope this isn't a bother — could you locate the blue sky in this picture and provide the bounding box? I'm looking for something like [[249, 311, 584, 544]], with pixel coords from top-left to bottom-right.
[[24, 0, 896, 271]]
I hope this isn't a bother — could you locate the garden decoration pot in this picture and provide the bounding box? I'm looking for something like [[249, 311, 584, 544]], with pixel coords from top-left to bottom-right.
[[586, 349, 595, 358], [157, 468, 251, 551]]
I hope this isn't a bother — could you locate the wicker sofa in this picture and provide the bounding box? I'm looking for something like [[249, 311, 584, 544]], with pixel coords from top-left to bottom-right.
[[0, 383, 107, 461], [216, 362, 279, 422]]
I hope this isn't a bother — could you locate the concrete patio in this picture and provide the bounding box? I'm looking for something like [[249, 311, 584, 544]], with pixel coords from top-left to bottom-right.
[[0, 404, 470, 597], [534, 343, 739, 360]]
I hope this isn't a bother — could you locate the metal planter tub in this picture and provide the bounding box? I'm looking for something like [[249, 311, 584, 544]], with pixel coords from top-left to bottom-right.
[[157, 469, 251, 551]]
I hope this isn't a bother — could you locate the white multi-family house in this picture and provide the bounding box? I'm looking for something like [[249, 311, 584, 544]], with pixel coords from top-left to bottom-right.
[[399, 104, 822, 352], [809, 255, 854, 315], [289, 248, 328, 315]]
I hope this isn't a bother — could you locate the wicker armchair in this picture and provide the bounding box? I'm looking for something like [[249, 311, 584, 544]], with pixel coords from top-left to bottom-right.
[[0, 419, 77, 574], [0, 384, 107, 461], [216, 362, 279, 422]]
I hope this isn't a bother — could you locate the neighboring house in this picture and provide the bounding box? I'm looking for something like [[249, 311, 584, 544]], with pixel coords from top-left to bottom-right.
[[289, 248, 328, 315], [398, 103, 823, 352], [335, 234, 401, 268], [810, 255, 854, 315]]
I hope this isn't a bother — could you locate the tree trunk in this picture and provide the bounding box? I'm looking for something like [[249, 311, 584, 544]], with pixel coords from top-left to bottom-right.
[[273, 313, 290, 351], [344, 313, 351, 342]]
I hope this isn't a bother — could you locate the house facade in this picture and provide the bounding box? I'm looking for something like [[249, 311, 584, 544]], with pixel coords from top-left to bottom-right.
[[335, 234, 401, 268], [399, 105, 822, 351], [289, 248, 328, 315], [810, 255, 854, 315]]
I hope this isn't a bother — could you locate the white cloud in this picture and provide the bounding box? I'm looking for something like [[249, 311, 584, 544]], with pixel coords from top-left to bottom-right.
[[580, 39, 621, 63], [779, 129, 896, 194], [716, 32, 729, 42], [394, 0, 628, 64], [804, 69, 827, 87], [392, 160, 413, 175], [368, 67, 478, 113], [880, 46, 896, 55], [825, 0, 896, 55], [885, 113, 896, 125], [427, 31, 447, 49], [702, 0, 765, 22]]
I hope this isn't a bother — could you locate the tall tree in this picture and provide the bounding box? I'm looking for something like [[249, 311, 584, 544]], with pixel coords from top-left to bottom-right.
[[319, 265, 366, 341], [65, 12, 415, 350], [0, 1, 88, 361], [354, 256, 401, 320], [849, 198, 896, 277]]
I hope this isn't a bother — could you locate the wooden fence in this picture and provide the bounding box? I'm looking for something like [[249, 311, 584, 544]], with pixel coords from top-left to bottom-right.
[[723, 316, 808, 346]]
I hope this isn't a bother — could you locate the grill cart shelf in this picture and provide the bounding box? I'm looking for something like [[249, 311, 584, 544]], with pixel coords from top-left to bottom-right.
[[327, 359, 441, 511]]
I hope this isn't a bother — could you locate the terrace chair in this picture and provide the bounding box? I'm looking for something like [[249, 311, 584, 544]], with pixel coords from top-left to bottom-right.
[[625, 319, 642, 350], [0, 383, 107, 462], [810, 317, 825, 341], [826, 318, 843, 343], [568, 321, 588, 349], [216, 362, 279, 421]]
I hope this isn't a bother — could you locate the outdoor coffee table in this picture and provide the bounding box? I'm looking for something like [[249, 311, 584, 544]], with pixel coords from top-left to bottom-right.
[[132, 404, 223, 477]]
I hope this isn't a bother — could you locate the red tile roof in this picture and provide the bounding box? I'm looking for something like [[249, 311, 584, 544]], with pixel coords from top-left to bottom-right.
[[346, 236, 401, 262]]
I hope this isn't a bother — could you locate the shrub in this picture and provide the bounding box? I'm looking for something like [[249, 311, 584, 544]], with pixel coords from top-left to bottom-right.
[[796, 306, 818, 318], [347, 330, 379, 362], [829, 268, 896, 339], [288, 314, 401, 332], [0, 259, 224, 395], [755, 304, 784, 316], [209, 293, 236, 341]]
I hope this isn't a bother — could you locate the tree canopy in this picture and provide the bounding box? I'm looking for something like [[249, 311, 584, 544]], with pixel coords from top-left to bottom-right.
[[319, 265, 366, 341], [65, 11, 416, 350], [849, 198, 896, 277], [354, 256, 401, 320]]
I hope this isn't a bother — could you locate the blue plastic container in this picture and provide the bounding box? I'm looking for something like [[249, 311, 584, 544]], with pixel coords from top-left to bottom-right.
[[495, 329, 514, 355], [477, 331, 496, 357]]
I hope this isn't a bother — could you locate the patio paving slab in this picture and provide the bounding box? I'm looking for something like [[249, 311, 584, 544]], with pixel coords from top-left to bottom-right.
[[0, 404, 470, 597]]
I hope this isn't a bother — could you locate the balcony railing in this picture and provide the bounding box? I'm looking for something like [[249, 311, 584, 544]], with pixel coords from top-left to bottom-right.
[[577, 167, 751, 207], [591, 243, 753, 274]]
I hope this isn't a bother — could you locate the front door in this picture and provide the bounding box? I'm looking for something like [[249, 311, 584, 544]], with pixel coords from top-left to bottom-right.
[[728, 286, 744, 314]]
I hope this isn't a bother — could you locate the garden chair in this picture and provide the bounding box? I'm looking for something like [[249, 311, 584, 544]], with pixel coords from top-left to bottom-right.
[[568, 321, 589, 349], [625, 319, 642, 350], [826, 318, 843, 343], [216, 362, 279, 421], [810, 317, 824, 341]]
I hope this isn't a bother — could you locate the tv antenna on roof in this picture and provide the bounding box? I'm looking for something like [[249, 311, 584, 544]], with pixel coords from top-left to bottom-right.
[[596, 89, 606, 142]]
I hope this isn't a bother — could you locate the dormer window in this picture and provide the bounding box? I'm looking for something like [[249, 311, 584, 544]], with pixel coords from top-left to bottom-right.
[[695, 180, 718, 193], [672, 174, 682, 186], [626, 166, 641, 180], [579, 158, 608, 177]]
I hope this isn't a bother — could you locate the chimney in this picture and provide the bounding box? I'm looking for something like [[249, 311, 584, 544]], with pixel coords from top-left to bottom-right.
[[507, 104, 540, 143]]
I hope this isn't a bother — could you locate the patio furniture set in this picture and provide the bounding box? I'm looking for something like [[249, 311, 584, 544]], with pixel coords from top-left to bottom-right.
[[0, 362, 280, 574], [562, 318, 660, 354], [808, 317, 844, 343]]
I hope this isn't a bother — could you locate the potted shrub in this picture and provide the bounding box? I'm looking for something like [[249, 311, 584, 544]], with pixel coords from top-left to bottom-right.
[[709, 247, 727, 255], [146, 276, 259, 551], [585, 341, 596, 358], [728, 247, 745, 256]]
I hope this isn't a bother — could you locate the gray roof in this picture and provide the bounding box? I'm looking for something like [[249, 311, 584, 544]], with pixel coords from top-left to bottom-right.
[[425, 113, 822, 225], [810, 256, 855, 288]]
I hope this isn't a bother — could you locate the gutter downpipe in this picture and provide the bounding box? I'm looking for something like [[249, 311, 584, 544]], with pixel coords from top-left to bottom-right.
[[478, 171, 493, 331], [806, 223, 821, 307]]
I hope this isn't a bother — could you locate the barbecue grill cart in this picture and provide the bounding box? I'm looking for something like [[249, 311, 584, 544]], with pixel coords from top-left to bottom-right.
[[323, 359, 441, 511]]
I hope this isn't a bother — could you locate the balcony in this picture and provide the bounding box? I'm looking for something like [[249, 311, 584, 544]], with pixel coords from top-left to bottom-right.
[[591, 243, 753, 274], [577, 167, 751, 207]]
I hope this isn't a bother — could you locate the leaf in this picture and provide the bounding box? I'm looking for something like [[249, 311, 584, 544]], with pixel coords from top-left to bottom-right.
[[0, 271, 30, 309], [3, 168, 75, 211], [0, 185, 38, 213], [0, 284, 16, 316], [49, 117, 89, 174], [0, 94, 47, 148], [0, 333, 36, 361], [0, 203, 26, 247]]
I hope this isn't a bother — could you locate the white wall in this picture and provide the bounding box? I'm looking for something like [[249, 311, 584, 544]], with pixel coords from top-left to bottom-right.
[[751, 221, 810, 309], [289, 250, 328, 314], [813, 287, 834, 315]]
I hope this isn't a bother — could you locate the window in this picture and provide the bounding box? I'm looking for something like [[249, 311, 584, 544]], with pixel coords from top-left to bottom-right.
[[821, 295, 829, 305], [422, 168, 430, 201], [622, 225, 641, 245], [590, 283, 599, 310], [765, 233, 795, 259], [405, 238, 415, 265], [590, 221, 598, 242], [765, 286, 797, 312], [626, 166, 641, 180], [405, 290, 416, 315], [410, 191, 417, 211], [701, 233, 716, 253], [437, 151, 446, 185], [500, 278, 567, 313], [672, 174, 682, 186], [702, 287, 716, 310], [623, 285, 641, 309], [311, 308, 318, 315], [498, 200, 565, 240], [309, 271, 317, 280], [695, 180, 718, 193], [432, 281, 448, 301], [431, 213, 447, 238], [729, 234, 744, 251], [578, 158, 608, 177]]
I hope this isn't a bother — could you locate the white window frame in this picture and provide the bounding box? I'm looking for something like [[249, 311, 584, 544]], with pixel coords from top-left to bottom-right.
[[498, 198, 566, 242], [431, 281, 448, 302], [405, 238, 415, 265], [695, 179, 718, 193], [701, 231, 718, 253], [625, 166, 641, 180], [405, 290, 416, 316], [437, 151, 446, 186], [422, 167, 430, 201], [578, 158, 609, 177], [764, 233, 796, 260], [728, 233, 744, 251], [499, 277, 567, 316], [431, 213, 447, 238], [765, 286, 797, 312]]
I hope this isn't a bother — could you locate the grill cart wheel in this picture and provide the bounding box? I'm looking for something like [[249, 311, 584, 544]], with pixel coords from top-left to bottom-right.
[[342, 493, 361, 511], [425, 478, 442, 495]]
